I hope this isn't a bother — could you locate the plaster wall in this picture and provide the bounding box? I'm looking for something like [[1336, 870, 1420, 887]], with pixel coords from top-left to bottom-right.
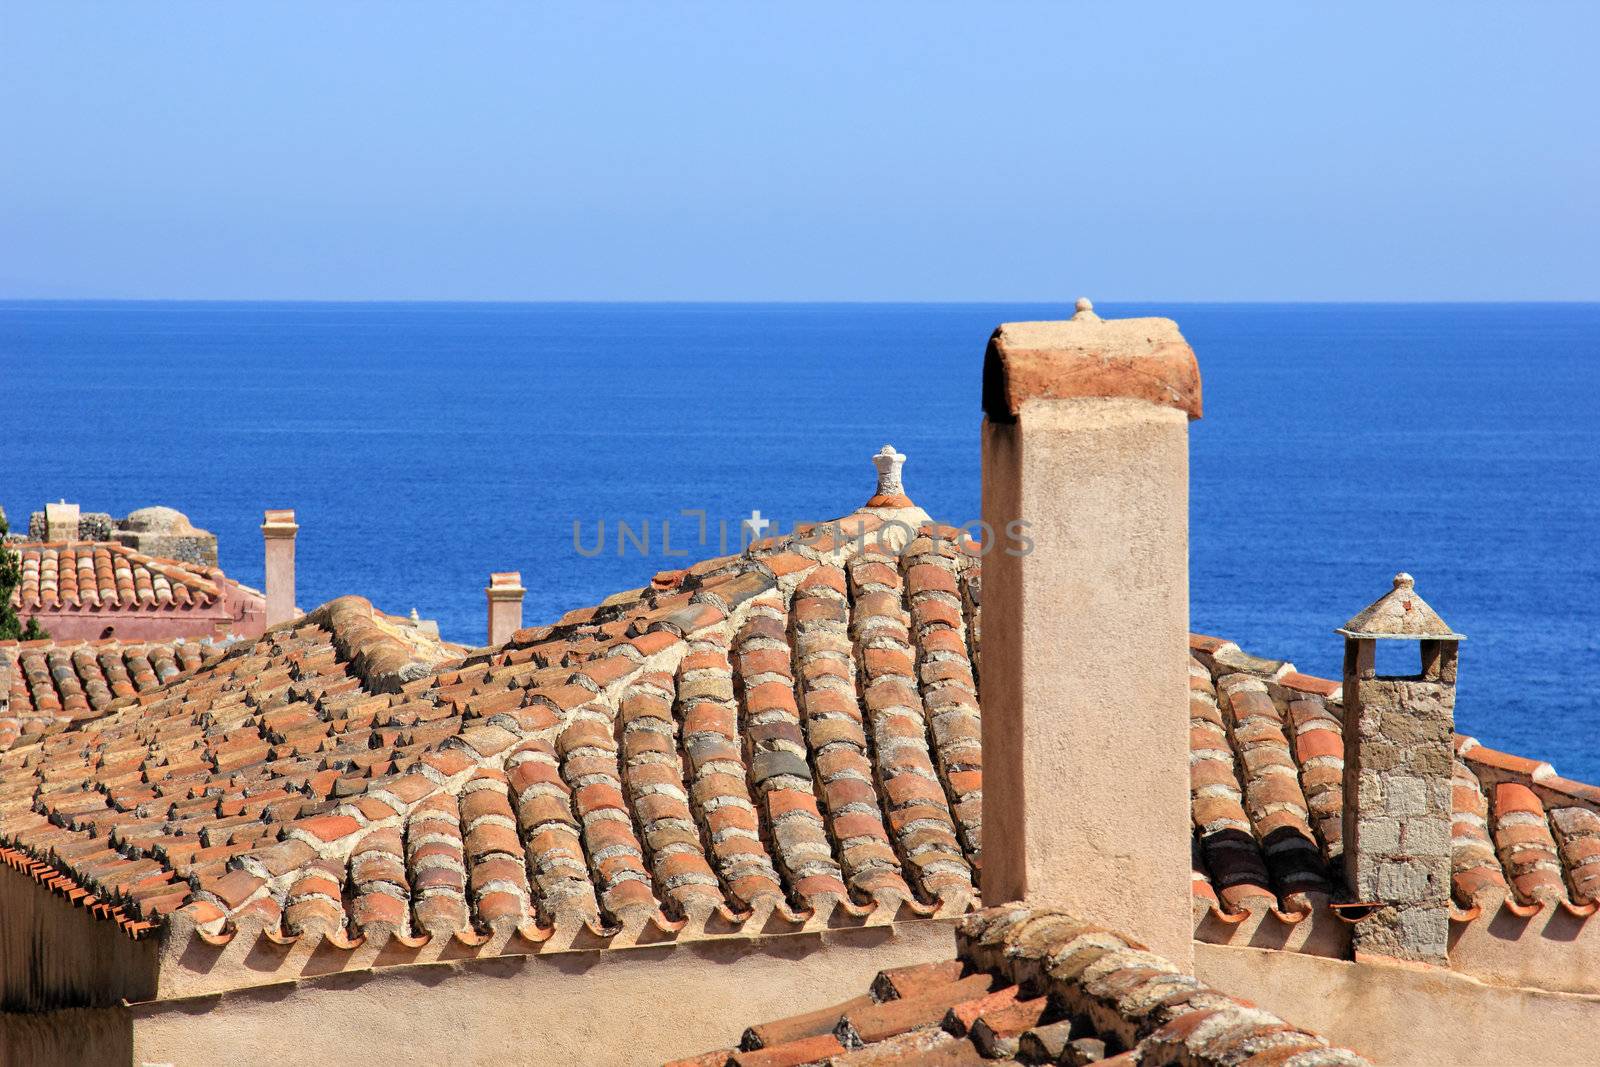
[[129, 921, 954, 1067], [263, 531, 296, 628], [1449, 909, 1600, 995], [17, 608, 239, 642], [1196, 941, 1600, 1067], [1197, 901, 1600, 998], [981, 398, 1193, 967], [486, 596, 522, 647]]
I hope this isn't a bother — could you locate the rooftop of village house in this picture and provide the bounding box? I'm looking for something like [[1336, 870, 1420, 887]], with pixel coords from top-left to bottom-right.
[[1, 446, 1594, 963], [3, 307, 1597, 1065], [669, 906, 1373, 1067]]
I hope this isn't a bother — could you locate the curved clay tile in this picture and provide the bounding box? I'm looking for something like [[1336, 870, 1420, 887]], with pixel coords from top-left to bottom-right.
[[461, 767, 538, 933], [1214, 674, 1329, 913], [851, 547, 972, 906], [1450, 759, 1509, 912], [1491, 782, 1568, 911], [1188, 661, 1276, 916], [348, 827, 412, 935], [406, 792, 472, 937], [283, 855, 348, 938], [902, 533, 984, 875], [507, 737, 600, 927], [790, 566, 912, 910], [557, 707, 658, 927], [676, 631, 787, 914], [1546, 805, 1600, 907], [1281, 692, 1345, 865], [731, 598, 852, 911], [617, 671, 727, 920]]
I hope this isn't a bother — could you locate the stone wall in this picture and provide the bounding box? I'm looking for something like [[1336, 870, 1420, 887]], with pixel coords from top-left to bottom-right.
[[23, 504, 218, 565], [1343, 665, 1456, 964]]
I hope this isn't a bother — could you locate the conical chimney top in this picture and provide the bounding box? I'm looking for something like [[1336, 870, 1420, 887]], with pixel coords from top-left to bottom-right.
[[1336, 572, 1464, 641]]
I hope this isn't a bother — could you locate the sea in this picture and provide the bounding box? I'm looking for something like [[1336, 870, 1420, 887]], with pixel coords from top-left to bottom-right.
[[1, 302, 1597, 781]]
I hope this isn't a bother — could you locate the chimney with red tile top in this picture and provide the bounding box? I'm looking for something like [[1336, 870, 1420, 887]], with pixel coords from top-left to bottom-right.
[[1338, 572, 1462, 966], [260, 509, 299, 628], [486, 571, 526, 646], [980, 297, 1202, 968]]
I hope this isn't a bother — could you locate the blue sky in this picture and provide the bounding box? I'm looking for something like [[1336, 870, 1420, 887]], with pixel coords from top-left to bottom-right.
[[2, 3, 1596, 301]]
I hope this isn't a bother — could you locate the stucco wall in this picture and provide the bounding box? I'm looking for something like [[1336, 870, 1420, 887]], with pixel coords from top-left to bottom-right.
[[129, 920, 954, 1066], [981, 399, 1194, 967], [1196, 942, 1600, 1067], [1198, 901, 1600, 999]]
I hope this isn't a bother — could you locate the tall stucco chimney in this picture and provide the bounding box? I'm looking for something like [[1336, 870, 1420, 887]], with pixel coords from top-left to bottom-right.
[[486, 571, 526, 646], [980, 297, 1202, 967], [261, 509, 299, 628], [1338, 572, 1461, 966]]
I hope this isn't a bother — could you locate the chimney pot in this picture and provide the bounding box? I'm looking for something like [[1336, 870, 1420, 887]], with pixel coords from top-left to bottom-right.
[[261, 509, 299, 628], [980, 304, 1200, 967], [486, 571, 526, 646], [1339, 572, 1460, 966], [864, 445, 920, 511]]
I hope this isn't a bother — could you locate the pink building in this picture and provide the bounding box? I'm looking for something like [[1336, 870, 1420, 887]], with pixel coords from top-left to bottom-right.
[[9, 541, 267, 641]]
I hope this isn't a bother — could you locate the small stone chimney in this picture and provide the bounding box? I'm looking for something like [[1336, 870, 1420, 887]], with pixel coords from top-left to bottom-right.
[[44, 500, 80, 541], [261, 509, 300, 628], [980, 298, 1202, 967], [486, 571, 526, 646], [1339, 572, 1462, 966]]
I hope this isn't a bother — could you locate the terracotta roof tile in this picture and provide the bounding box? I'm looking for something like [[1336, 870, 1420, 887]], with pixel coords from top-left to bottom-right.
[[0, 637, 218, 747], [1188, 640, 1600, 929], [8, 540, 264, 629], [677, 904, 1371, 1066], [5, 490, 1593, 998]]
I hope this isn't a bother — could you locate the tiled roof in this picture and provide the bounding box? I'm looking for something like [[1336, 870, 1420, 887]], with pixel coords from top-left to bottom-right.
[[0, 503, 980, 947], [2, 492, 1594, 958], [0, 597, 467, 936], [669, 904, 1372, 1067], [11, 541, 232, 611], [1186, 636, 1600, 927], [0, 637, 216, 747]]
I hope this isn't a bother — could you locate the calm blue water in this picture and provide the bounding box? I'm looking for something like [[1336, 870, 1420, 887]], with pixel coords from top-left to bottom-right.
[[2, 302, 1597, 780]]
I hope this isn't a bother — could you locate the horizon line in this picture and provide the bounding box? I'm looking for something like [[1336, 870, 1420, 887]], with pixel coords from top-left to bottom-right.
[[3, 297, 1598, 307]]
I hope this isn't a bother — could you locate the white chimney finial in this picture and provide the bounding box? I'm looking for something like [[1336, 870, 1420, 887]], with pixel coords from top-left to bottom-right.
[[873, 444, 907, 498]]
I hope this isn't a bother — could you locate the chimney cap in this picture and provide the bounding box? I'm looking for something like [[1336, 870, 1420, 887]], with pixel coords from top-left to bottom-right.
[[1337, 572, 1465, 641], [486, 571, 526, 598], [983, 310, 1201, 423], [261, 508, 299, 536], [865, 444, 914, 509]]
